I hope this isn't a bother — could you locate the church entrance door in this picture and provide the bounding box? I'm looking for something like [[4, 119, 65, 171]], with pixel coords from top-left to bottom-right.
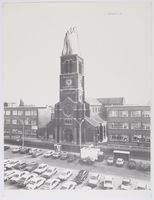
[[64, 128, 73, 143]]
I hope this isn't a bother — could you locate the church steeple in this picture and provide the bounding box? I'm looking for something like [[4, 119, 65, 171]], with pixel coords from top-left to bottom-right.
[[62, 27, 81, 57]]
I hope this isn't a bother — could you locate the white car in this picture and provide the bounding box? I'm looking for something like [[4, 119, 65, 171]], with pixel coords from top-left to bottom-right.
[[58, 169, 72, 181], [33, 164, 48, 175], [116, 158, 124, 167], [17, 173, 38, 187], [11, 147, 21, 153], [9, 171, 29, 184], [4, 170, 18, 182], [88, 173, 100, 187], [135, 182, 148, 190], [26, 177, 46, 190], [41, 167, 57, 179], [81, 186, 92, 190], [43, 150, 55, 158], [40, 178, 61, 190], [102, 176, 114, 190], [120, 178, 132, 190], [5, 160, 20, 169], [60, 181, 77, 190]]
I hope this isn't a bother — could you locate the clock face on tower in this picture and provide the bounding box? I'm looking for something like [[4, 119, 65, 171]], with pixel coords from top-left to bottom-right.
[[65, 79, 72, 86], [63, 103, 73, 117]]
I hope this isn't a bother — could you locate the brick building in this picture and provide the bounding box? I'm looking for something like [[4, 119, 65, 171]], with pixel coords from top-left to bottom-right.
[[105, 105, 150, 147]]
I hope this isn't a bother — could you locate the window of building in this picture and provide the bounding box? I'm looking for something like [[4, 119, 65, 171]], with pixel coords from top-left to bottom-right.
[[118, 111, 128, 117], [64, 119, 72, 125], [25, 111, 31, 116], [132, 135, 142, 142], [12, 129, 18, 134], [131, 111, 141, 117], [31, 120, 37, 125], [143, 136, 150, 143], [110, 135, 129, 142], [142, 110, 150, 117], [131, 123, 141, 130], [5, 119, 11, 124], [142, 123, 150, 130], [25, 118, 30, 125], [108, 110, 118, 117], [5, 110, 11, 115], [18, 110, 23, 116], [12, 119, 17, 124], [108, 122, 129, 129], [12, 110, 17, 115]]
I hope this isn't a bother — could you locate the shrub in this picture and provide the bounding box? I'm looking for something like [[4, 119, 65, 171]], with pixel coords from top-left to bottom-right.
[[127, 160, 136, 169]]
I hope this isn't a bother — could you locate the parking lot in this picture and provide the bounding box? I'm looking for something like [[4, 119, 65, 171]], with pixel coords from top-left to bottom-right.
[[4, 145, 151, 190]]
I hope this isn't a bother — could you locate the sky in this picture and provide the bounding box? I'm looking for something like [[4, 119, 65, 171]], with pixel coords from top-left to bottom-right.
[[3, 2, 151, 106]]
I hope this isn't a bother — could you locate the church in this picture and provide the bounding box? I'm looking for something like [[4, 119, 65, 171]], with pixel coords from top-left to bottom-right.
[[46, 27, 107, 147]]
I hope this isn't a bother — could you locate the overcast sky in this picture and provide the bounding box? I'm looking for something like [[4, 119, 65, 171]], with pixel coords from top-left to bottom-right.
[[3, 2, 151, 106]]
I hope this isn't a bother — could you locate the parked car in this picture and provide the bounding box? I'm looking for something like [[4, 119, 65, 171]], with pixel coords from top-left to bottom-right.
[[33, 164, 48, 175], [100, 176, 114, 190], [41, 167, 57, 179], [4, 145, 10, 151], [81, 186, 92, 190], [20, 147, 30, 154], [5, 160, 20, 170], [26, 177, 46, 190], [60, 181, 77, 190], [14, 161, 27, 170], [73, 169, 89, 185], [88, 173, 100, 187], [52, 151, 61, 159], [39, 178, 60, 190], [58, 169, 72, 181], [11, 147, 22, 153], [4, 170, 18, 182], [60, 152, 68, 160], [116, 158, 124, 167], [120, 178, 132, 190], [28, 148, 37, 155], [43, 150, 55, 158], [79, 158, 94, 165], [127, 159, 136, 169], [32, 150, 43, 158], [107, 157, 114, 165], [9, 171, 29, 184], [135, 182, 148, 190], [24, 162, 39, 172], [17, 173, 38, 187], [67, 154, 76, 162]]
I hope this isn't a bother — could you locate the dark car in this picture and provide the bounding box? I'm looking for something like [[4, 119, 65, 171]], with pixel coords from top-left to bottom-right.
[[73, 169, 89, 185], [20, 147, 30, 154], [4, 145, 10, 151], [24, 162, 39, 172], [14, 162, 27, 170], [60, 152, 68, 160], [67, 154, 76, 163]]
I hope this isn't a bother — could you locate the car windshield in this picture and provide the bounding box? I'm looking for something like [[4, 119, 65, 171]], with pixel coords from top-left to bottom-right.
[[105, 180, 112, 184], [44, 182, 50, 186], [51, 181, 57, 185], [90, 176, 98, 180], [13, 174, 19, 177], [122, 180, 130, 186], [61, 186, 67, 189], [61, 172, 67, 175], [29, 181, 36, 184], [20, 177, 26, 181]]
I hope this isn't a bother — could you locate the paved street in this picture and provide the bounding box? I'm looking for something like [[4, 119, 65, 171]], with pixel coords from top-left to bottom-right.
[[4, 145, 150, 190]]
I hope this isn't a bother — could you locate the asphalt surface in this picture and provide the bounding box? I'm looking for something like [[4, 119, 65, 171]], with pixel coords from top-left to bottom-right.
[[4, 145, 151, 190]]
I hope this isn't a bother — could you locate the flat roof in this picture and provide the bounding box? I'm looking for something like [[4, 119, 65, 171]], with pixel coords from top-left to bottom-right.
[[113, 150, 130, 154]]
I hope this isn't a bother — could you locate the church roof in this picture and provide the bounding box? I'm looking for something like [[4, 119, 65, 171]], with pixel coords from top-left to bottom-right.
[[85, 98, 102, 106], [97, 97, 125, 106], [85, 115, 106, 127]]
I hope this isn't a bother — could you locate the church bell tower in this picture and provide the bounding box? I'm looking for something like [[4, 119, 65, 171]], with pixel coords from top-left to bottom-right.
[[54, 27, 89, 145]]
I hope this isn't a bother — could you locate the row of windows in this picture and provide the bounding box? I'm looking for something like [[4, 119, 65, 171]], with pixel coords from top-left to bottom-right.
[[108, 110, 150, 118], [4, 129, 37, 135], [91, 106, 101, 113], [5, 110, 37, 116], [110, 135, 150, 143], [5, 118, 37, 126], [108, 122, 150, 130]]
